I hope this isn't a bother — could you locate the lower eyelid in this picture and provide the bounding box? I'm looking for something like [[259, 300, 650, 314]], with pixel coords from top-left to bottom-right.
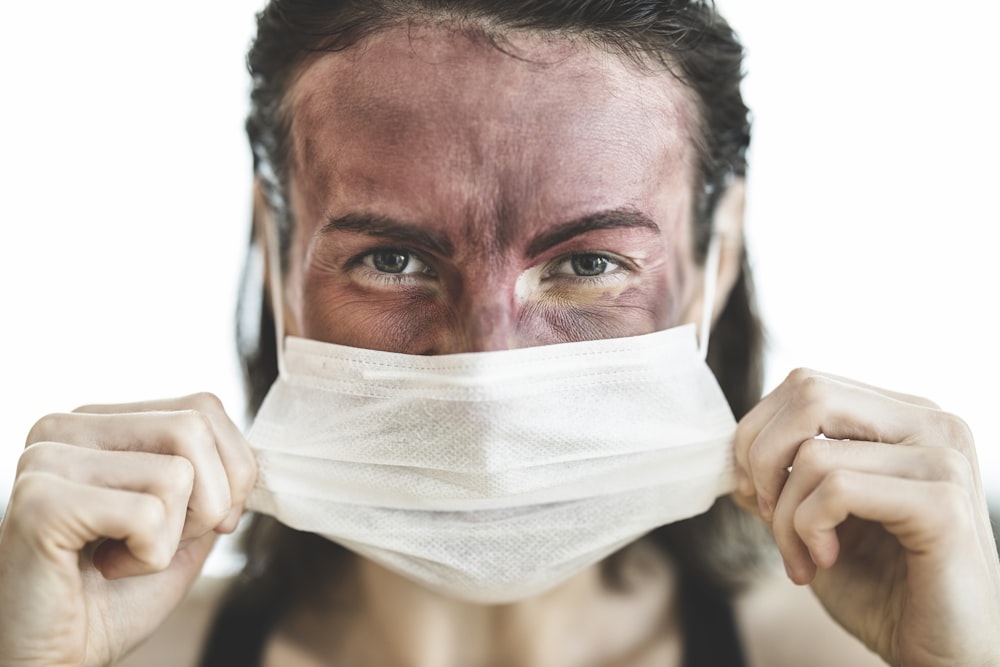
[[352, 263, 440, 291], [356, 266, 425, 285], [543, 271, 631, 291]]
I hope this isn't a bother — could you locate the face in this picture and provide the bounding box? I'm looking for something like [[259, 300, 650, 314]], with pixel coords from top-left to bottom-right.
[[279, 24, 705, 354]]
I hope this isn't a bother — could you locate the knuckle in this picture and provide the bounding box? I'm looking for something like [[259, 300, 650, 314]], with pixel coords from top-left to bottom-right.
[[8, 473, 61, 528], [130, 526, 174, 571], [188, 484, 232, 528], [791, 373, 829, 409], [185, 392, 225, 416], [15, 442, 56, 476], [785, 367, 816, 387], [139, 554, 170, 573], [133, 495, 168, 534], [207, 494, 233, 525], [144, 540, 175, 572], [931, 446, 974, 487], [229, 457, 259, 500], [24, 413, 68, 446], [791, 438, 829, 474], [818, 468, 854, 504], [189, 505, 230, 533], [163, 454, 196, 493], [172, 410, 216, 450], [935, 411, 976, 455]]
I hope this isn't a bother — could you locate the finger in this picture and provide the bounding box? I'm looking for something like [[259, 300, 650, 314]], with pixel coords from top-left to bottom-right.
[[17, 442, 195, 545], [741, 368, 940, 442], [734, 369, 940, 498], [92, 531, 218, 586], [738, 372, 948, 519], [93, 534, 214, 580], [6, 472, 174, 575], [27, 410, 233, 536], [792, 471, 978, 577], [74, 393, 258, 512], [771, 439, 975, 583], [797, 370, 940, 409]]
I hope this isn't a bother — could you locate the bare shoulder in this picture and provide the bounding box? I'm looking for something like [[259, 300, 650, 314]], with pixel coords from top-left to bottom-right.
[[112, 576, 233, 667], [734, 570, 887, 667]]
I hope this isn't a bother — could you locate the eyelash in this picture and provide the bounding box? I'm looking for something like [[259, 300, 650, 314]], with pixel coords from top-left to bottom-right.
[[348, 247, 632, 286], [348, 247, 436, 286], [543, 252, 632, 284]]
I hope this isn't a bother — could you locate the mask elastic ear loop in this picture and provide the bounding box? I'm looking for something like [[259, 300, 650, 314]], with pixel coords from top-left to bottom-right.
[[697, 233, 722, 360], [263, 215, 288, 378]]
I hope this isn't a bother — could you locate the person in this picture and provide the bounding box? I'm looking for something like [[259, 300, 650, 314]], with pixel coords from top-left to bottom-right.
[[1, 1, 997, 666]]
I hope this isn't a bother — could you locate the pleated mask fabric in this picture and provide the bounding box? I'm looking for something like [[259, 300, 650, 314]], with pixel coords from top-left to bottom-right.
[[246, 322, 737, 603]]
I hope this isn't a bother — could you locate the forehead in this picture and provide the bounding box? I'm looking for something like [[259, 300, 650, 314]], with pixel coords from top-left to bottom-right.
[[284, 23, 701, 243]]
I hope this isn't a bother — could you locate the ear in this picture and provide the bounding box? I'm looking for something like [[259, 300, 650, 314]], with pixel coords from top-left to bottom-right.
[[706, 177, 746, 327]]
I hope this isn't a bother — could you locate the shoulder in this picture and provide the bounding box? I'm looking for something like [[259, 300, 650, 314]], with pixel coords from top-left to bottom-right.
[[734, 570, 887, 667], [113, 576, 233, 667]]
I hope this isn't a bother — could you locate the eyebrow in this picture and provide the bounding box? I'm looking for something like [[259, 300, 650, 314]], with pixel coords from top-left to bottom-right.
[[525, 208, 660, 258], [321, 207, 660, 258], [321, 213, 455, 256]]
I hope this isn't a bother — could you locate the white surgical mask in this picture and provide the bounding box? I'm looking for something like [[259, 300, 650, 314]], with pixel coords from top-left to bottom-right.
[[245, 230, 736, 603]]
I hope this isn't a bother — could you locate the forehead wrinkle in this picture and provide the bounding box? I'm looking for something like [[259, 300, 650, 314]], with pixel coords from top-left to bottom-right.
[[284, 24, 703, 259]]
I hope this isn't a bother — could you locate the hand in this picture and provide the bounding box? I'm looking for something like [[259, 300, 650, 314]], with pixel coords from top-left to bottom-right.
[[733, 369, 1000, 667], [0, 393, 257, 667]]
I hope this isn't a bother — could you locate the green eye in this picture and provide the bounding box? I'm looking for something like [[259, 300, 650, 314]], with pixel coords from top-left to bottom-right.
[[570, 254, 610, 276], [547, 252, 624, 280]]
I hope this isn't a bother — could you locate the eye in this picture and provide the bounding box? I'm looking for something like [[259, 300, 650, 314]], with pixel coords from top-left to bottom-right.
[[570, 254, 611, 277], [362, 248, 433, 275], [551, 253, 621, 277]]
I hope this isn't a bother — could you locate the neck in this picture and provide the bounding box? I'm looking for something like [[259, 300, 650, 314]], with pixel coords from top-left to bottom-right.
[[276, 541, 683, 667]]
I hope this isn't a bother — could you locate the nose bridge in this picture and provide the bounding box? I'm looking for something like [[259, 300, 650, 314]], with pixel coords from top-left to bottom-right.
[[454, 275, 518, 353]]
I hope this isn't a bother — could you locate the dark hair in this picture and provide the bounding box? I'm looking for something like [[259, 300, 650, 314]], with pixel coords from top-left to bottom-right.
[[217, 1, 769, 664]]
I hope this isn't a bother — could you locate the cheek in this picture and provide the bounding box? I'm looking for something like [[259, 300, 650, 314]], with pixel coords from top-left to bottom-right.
[[520, 284, 673, 343]]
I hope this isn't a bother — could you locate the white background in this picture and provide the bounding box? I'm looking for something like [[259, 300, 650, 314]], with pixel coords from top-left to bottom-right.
[[1, 2, 997, 509]]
